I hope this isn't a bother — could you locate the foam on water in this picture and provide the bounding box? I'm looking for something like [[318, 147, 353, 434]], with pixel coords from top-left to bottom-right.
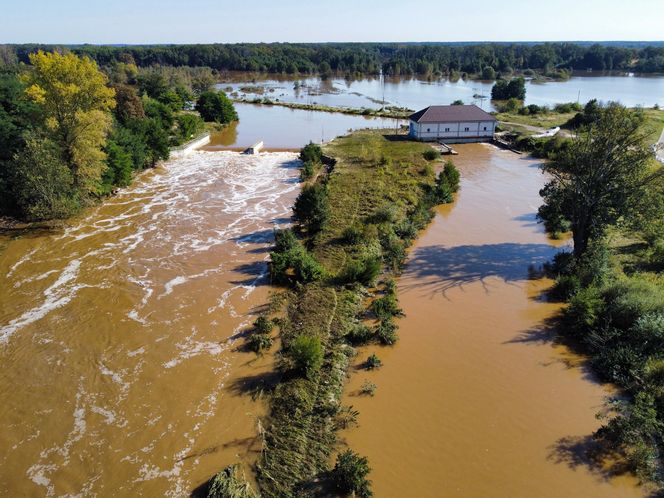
[[1, 150, 301, 496]]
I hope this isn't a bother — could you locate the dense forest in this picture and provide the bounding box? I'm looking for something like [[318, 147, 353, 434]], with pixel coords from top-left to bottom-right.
[[0, 49, 236, 222], [3, 42, 664, 76]]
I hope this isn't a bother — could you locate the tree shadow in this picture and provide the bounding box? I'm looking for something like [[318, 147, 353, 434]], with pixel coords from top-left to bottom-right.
[[227, 370, 282, 398], [402, 243, 561, 297], [231, 261, 269, 287], [513, 212, 542, 230]]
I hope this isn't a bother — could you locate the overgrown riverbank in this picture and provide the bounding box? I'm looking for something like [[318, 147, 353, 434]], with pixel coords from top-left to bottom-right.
[[207, 132, 458, 497]]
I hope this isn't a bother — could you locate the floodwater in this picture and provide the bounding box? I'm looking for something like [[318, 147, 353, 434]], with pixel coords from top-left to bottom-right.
[[341, 144, 646, 497], [0, 151, 301, 496], [206, 103, 400, 150], [219, 72, 664, 112]]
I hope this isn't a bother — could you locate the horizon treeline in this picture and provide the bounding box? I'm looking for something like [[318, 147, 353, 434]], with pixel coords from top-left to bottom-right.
[[2, 42, 664, 76]]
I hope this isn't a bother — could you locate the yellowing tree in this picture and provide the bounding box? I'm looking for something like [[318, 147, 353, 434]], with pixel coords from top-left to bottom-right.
[[23, 50, 115, 195]]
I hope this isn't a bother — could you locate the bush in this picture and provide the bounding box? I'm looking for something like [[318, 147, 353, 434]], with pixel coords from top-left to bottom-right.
[[175, 113, 205, 143], [293, 183, 329, 233], [491, 77, 526, 100], [371, 292, 401, 320], [442, 160, 460, 192], [207, 464, 259, 498], [341, 256, 381, 286], [300, 161, 316, 181], [247, 332, 273, 354], [366, 353, 382, 370], [274, 228, 298, 253], [370, 205, 398, 224], [434, 161, 460, 204], [254, 315, 274, 334], [288, 335, 324, 379], [423, 149, 441, 161], [270, 233, 324, 285], [346, 324, 374, 345], [299, 142, 323, 163], [376, 317, 398, 345], [333, 450, 373, 498]]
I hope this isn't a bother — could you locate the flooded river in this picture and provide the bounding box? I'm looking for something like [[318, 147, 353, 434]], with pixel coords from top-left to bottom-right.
[[0, 151, 300, 496], [341, 144, 645, 497], [220, 72, 664, 113]]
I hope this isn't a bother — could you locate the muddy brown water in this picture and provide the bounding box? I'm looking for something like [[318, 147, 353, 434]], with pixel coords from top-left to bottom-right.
[[0, 151, 300, 496], [341, 143, 645, 497]]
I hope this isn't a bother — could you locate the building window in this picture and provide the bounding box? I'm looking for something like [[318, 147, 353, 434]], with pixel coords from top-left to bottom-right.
[[464, 127, 470, 132], [445, 127, 450, 132], [427, 128, 431, 132], [483, 127, 487, 131]]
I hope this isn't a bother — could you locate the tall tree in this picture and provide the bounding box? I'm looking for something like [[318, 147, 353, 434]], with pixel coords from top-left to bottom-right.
[[22, 50, 115, 194], [539, 104, 658, 258]]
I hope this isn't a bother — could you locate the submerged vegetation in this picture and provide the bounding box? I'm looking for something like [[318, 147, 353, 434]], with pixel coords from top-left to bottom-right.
[[209, 132, 459, 497], [538, 103, 664, 485]]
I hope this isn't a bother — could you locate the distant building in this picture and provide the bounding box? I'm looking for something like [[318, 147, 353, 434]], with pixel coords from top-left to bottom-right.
[[409, 105, 497, 143]]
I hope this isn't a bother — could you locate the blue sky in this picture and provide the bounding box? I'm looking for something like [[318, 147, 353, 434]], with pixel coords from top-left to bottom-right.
[[1, 0, 662, 44]]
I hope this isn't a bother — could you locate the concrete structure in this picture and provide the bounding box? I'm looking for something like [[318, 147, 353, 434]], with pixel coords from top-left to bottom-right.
[[244, 141, 264, 155], [409, 105, 497, 143], [170, 133, 211, 159]]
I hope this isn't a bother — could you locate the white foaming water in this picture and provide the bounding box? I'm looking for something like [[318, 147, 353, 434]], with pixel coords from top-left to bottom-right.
[[1, 150, 301, 496]]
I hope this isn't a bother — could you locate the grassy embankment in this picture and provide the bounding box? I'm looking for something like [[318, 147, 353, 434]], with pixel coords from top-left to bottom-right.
[[209, 131, 456, 498], [232, 97, 413, 120]]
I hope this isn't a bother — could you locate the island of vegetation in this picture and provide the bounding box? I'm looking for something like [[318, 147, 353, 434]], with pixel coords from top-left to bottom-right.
[[207, 134, 459, 497]]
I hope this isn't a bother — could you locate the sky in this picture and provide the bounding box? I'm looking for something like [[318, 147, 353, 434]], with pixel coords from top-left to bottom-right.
[[1, 0, 662, 44]]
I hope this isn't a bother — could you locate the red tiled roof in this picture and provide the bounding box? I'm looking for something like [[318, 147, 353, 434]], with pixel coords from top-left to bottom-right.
[[409, 105, 496, 123]]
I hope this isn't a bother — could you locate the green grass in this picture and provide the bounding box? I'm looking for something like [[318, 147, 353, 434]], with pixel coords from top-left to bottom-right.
[[495, 111, 576, 130], [642, 108, 664, 146]]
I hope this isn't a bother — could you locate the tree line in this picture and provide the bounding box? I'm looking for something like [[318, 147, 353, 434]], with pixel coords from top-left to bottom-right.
[[0, 50, 237, 222], [3, 42, 664, 77]]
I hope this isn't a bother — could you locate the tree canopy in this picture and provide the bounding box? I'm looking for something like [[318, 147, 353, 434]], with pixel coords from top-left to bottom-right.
[[538, 103, 658, 258]]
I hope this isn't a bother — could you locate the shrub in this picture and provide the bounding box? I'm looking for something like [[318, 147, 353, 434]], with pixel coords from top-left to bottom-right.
[[360, 380, 377, 397], [442, 160, 460, 192], [603, 278, 664, 331], [376, 317, 398, 345], [370, 205, 398, 224], [423, 149, 441, 161], [366, 353, 382, 370], [346, 324, 374, 345], [247, 332, 273, 354], [341, 224, 365, 244], [342, 256, 381, 286], [300, 161, 316, 181], [371, 292, 401, 320], [274, 228, 298, 253], [270, 236, 324, 285], [207, 464, 259, 498], [293, 183, 329, 233], [332, 450, 373, 498], [563, 286, 604, 337], [381, 233, 406, 271], [299, 142, 323, 163], [254, 315, 274, 334], [288, 335, 324, 379]]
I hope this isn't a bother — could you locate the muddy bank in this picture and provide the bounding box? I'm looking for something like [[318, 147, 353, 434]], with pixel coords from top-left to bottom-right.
[[341, 143, 645, 497], [0, 151, 300, 496]]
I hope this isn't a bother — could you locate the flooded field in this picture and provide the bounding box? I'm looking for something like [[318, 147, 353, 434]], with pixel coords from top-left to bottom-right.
[[341, 144, 645, 497], [0, 151, 300, 496], [220, 72, 664, 112]]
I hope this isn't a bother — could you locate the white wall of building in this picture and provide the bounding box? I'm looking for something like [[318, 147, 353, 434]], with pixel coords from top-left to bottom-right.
[[410, 120, 496, 141]]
